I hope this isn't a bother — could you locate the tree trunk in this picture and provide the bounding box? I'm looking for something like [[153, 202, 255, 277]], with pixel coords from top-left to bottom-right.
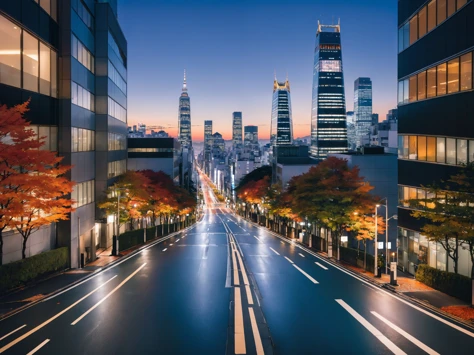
[[0, 230, 3, 266], [22, 236, 27, 259], [364, 240, 367, 270]]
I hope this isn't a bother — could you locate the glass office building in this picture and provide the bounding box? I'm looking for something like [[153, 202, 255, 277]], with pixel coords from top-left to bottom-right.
[[178, 70, 192, 148], [232, 112, 243, 149], [270, 77, 293, 146], [244, 125, 258, 147], [354, 77, 373, 148], [310, 22, 347, 159], [0, 0, 128, 267]]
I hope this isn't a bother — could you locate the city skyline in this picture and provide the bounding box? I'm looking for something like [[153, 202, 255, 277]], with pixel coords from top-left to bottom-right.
[[119, 0, 398, 141]]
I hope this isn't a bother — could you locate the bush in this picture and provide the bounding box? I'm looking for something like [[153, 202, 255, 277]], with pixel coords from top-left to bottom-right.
[[0, 247, 69, 294], [415, 264, 471, 303], [119, 229, 145, 251]]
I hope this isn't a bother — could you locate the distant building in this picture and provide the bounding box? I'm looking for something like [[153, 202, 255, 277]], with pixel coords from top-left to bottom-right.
[[128, 138, 181, 185], [204, 120, 213, 151], [354, 77, 373, 148], [270, 76, 293, 146], [212, 132, 225, 152], [244, 125, 258, 147], [372, 113, 379, 126], [178, 70, 192, 148], [232, 112, 243, 149], [386, 108, 398, 122], [310, 22, 348, 159], [346, 111, 356, 150]]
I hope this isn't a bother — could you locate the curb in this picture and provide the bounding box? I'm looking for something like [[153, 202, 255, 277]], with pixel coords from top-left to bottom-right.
[[0, 221, 198, 321], [235, 214, 474, 330]]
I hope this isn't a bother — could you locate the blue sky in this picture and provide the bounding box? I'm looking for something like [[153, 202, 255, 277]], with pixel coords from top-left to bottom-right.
[[118, 0, 398, 140]]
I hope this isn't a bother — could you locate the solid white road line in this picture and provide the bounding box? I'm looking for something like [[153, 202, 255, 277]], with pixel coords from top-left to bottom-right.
[[232, 247, 240, 286], [0, 325, 26, 341], [269, 247, 280, 255], [0, 276, 117, 353], [315, 262, 328, 270], [71, 263, 146, 325], [248, 307, 264, 355], [298, 253, 305, 258], [371, 311, 440, 355], [162, 248, 167, 251], [176, 238, 180, 242], [293, 265, 319, 284], [234, 288, 246, 354], [284, 256, 294, 264], [253, 235, 261, 242], [26, 339, 50, 355], [336, 300, 406, 355]]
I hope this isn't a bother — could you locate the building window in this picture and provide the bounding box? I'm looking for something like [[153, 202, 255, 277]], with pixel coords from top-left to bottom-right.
[[23, 32, 39, 92], [457, 139, 467, 165], [408, 136, 417, 160], [319, 60, 342, 72], [108, 61, 127, 94], [71, 82, 94, 111], [71, 127, 95, 152], [469, 141, 474, 163], [447, 58, 460, 93], [72, 34, 94, 73], [427, 67, 437, 97], [427, 137, 436, 162], [108, 32, 126, 66], [108, 97, 127, 122], [418, 136, 427, 161], [458, 0, 468, 9], [418, 6, 427, 38], [29, 125, 58, 151], [71, 180, 94, 208], [409, 76, 417, 102], [446, 138, 456, 164], [447, 0, 456, 16], [437, 137, 446, 163], [460, 53, 472, 91], [0, 14, 57, 96], [409, 15, 418, 45], [108, 159, 126, 179], [427, 0, 437, 32], [73, 0, 94, 31], [38, 0, 57, 21], [417, 71, 426, 100], [438, 0, 447, 25], [437, 63, 447, 96], [108, 132, 126, 151]]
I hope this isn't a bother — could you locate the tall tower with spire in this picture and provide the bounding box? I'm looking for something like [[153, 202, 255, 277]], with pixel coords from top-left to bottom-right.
[[178, 70, 192, 148], [270, 74, 293, 146]]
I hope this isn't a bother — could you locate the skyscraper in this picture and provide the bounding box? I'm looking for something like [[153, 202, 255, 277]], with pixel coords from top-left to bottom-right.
[[178, 70, 192, 148], [354, 77, 373, 147], [232, 112, 243, 149], [244, 125, 258, 147], [270, 75, 293, 146], [310, 21, 347, 159], [204, 120, 213, 151], [371, 113, 379, 126], [397, 0, 473, 276], [0, 0, 128, 267]]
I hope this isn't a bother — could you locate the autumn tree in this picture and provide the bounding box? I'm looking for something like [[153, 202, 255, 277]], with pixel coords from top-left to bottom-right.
[[290, 157, 377, 256], [0, 102, 74, 261], [410, 163, 474, 274]]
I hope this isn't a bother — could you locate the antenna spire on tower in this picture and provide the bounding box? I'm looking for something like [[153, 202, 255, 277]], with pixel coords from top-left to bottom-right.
[[182, 69, 187, 92]]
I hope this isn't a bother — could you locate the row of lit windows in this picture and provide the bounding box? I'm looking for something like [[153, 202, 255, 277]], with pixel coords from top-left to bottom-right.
[[398, 0, 470, 52], [399, 185, 474, 209], [0, 15, 58, 96], [72, 0, 94, 31], [72, 82, 95, 111], [108, 132, 126, 151], [398, 135, 474, 165], [72, 34, 94, 73], [319, 44, 341, 50], [128, 148, 175, 153], [71, 127, 95, 152], [29, 125, 58, 151], [108, 97, 126, 122], [398, 52, 472, 104], [71, 180, 94, 208], [108, 61, 126, 94], [108, 159, 126, 179], [34, 0, 58, 21]]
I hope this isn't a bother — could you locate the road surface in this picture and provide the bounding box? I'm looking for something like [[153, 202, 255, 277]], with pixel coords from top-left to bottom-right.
[[1, 170, 473, 354]]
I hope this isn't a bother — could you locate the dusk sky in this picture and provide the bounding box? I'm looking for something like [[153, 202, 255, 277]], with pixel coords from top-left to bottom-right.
[[119, 0, 398, 141]]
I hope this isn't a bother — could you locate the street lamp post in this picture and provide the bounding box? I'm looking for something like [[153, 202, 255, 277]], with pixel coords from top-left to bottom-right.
[[375, 204, 379, 277]]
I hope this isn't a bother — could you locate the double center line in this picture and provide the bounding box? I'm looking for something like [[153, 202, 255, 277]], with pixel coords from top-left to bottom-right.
[[221, 215, 264, 355]]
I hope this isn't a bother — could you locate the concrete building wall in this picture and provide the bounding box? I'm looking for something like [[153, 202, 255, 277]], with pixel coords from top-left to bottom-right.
[[2, 226, 56, 264]]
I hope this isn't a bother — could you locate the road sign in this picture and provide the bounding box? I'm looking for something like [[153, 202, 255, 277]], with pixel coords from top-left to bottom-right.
[[341, 236, 348, 242], [387, 242, 392, 249], [378, 242, 384, 249]]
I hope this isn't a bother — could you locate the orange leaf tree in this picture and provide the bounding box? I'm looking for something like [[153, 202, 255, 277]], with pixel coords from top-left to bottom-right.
[[0, 102, 74, 261], [289, 157, 377, 248]]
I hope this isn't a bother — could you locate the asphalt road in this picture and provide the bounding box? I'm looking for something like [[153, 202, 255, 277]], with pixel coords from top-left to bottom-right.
[[1, 171, 474, 354]]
